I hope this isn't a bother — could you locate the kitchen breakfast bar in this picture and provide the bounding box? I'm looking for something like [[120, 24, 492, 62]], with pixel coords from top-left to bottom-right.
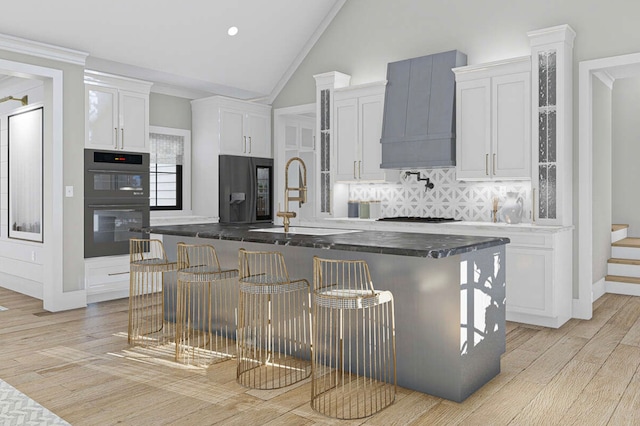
[[143, 223, 509, 402]]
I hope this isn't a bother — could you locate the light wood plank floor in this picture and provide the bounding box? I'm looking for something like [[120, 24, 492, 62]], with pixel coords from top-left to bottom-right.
[[1, 287, 640, 425]]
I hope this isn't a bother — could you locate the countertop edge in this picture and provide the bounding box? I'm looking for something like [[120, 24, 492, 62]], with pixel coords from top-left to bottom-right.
[[140, 224, 510, 259]]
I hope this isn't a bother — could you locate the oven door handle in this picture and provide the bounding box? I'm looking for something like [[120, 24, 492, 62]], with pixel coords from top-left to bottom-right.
[[86, 169, 143, 174], [87, 204, 145, 210]]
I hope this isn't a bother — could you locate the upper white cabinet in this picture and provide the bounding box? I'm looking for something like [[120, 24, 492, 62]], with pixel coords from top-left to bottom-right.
[[454, 57, 531, 180], [200, 96, 271, 158], [333, 82, 388, 182], [84, 70, 152, 153]]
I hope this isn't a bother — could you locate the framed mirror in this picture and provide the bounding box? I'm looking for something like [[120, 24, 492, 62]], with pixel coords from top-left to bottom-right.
[[8, 106, 43, 242]]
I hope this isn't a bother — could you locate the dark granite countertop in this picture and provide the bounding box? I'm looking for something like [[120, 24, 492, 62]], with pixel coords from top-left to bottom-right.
[[141, 223, 509, 259]]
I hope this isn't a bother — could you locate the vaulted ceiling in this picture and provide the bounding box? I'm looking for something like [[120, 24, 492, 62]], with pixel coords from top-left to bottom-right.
[[0, 0, 345, 100]]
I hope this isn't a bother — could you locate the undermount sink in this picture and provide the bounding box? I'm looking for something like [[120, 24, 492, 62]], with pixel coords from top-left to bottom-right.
[[250, 227, 361, 236]]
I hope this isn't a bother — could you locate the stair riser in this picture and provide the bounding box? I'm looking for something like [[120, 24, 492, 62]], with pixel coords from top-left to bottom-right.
[[605, 281, 640, 296], [608, 263, 640, 278], [611, 246, 640, 260], [612, 228, 629, 243]]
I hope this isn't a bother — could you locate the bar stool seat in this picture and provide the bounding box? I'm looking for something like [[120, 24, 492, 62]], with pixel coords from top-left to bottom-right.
[[175, 243, 238, 366], [237, 249, 312, 390], [129, 238, 178, 347], [311, 257, 396, 420]]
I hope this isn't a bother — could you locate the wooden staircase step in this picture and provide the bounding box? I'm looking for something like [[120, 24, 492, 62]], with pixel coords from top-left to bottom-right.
[[608, 258, 640, 266], [612, 224, 629, 232], [612, 237, 640, 248], [605, 275, 640, 285]]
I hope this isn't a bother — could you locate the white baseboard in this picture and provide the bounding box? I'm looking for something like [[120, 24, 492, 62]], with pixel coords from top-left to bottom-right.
[[593, 277, 606, 302], [0, 273, 43, 300]]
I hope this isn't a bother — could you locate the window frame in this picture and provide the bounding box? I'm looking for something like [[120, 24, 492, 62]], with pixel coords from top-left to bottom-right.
[[149, 125, 191, 217]]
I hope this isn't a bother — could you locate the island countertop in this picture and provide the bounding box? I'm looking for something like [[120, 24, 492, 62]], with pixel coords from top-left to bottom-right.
[[141, 223, 509, 259]]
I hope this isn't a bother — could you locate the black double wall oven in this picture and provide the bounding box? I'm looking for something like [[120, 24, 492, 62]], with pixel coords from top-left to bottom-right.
[[84, 149, 150, 258]]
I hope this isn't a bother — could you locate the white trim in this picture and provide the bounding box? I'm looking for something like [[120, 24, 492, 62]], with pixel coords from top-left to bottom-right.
[[594, 71, 615, 90], [0, 58, 81, 311], [0, 32, 88, 65], [267, 0, 348, 104], [592, 277, 606, 302], [149, 126, 193, 218], [526, 24, 576, 47], [577, 51, 640, 321], [84, 70, 153, 94]]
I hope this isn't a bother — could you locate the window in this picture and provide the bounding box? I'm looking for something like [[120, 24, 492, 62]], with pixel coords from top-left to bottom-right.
[[149, 126, 191, 213]]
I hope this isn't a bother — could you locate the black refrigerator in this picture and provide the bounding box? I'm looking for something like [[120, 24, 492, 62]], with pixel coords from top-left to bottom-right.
[[219, 155, 273, 223]]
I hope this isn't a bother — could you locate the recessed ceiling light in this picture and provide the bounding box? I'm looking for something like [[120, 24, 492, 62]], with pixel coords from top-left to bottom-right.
[[227, 26, 239, 36]]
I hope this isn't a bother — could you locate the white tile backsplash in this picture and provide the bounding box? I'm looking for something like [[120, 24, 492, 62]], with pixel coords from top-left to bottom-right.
[[348, 168, 532, 223]]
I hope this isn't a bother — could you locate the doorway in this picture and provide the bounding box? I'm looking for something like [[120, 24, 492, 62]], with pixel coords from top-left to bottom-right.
[[578, 52, 640, 319]]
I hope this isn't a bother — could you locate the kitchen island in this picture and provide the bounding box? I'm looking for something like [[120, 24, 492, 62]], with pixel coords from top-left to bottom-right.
[[145, 223, 509, 402]]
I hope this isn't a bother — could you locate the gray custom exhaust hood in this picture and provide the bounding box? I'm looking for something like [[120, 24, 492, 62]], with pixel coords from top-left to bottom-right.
[[380, 50, 467, 169]]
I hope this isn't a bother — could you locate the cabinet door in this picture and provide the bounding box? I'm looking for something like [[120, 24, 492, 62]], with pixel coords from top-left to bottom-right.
[[86, 85, 118, 150], [220, 108, 247, 155], [119, 90, 148, 152], [492, 72, 531, 179], [456, 78, 491, 180], [506, 246, 553, 317], [358, 94, 385, 181], [246, 112, 271, 158], [300, 122, 315, 150], [334, 97, 358, 181]]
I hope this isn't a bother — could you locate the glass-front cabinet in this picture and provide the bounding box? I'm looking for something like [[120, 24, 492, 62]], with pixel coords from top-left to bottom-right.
[[528, 25, 575, 226]]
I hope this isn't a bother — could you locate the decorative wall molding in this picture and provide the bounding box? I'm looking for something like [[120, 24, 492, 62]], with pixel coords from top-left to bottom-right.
[[0, 32, 88, 65]]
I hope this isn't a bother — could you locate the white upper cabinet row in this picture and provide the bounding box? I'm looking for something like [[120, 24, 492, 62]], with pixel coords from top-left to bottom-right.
[[84, 70, 153, 153], [454, 57, 531, 181], [333, 81, 392, 182], [192, 96, 271, 158]]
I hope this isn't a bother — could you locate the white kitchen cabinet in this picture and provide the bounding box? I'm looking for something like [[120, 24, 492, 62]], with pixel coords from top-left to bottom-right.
[[84, 254, 130, 304], [333, 82, 388, 182], [84, 71, 152, 153], [454, 57, 531, 181], [278, 114, 316, 222], [214, 98, 271, 158], [191, 95, 272, 218]]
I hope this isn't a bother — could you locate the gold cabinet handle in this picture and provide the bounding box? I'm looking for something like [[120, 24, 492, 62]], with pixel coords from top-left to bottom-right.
[[114, 127, 118, 149], [353, 161, 357, 179], [243, 136, 247, 153], [493, 153, 496, 176], [485, 154, 489, 176], [121, 128, 124, 150], [358, 161, 362, 179]]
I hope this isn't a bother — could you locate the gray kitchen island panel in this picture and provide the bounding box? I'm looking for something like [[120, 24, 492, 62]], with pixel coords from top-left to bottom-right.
[[153, 224, 507, 403]]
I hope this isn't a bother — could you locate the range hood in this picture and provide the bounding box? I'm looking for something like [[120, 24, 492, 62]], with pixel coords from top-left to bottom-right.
[[380, 50, 467, 169]]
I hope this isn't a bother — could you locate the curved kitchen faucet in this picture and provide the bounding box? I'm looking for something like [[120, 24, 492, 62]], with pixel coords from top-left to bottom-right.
[[277, 157, 307, 232]]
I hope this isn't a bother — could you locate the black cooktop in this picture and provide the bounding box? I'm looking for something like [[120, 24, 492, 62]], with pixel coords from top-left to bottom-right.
[[377, 216, 460, 223]]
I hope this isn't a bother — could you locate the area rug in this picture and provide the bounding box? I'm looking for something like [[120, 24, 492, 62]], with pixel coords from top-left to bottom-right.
[[0, 379, 69, 425]]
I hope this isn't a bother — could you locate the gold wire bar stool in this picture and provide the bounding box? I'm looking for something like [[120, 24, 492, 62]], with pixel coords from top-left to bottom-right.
[[237, 249, 312, 389], [128, 238, 178, 347], [311, 257, 396, 419], [175, 243, 239, 366]]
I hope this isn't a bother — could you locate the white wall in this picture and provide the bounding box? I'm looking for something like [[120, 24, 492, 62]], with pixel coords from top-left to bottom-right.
[[149, 92, 192, 130], [274, 0, 640, 109], [592, 78, 611, 281], [612, 77, 640, 236]]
